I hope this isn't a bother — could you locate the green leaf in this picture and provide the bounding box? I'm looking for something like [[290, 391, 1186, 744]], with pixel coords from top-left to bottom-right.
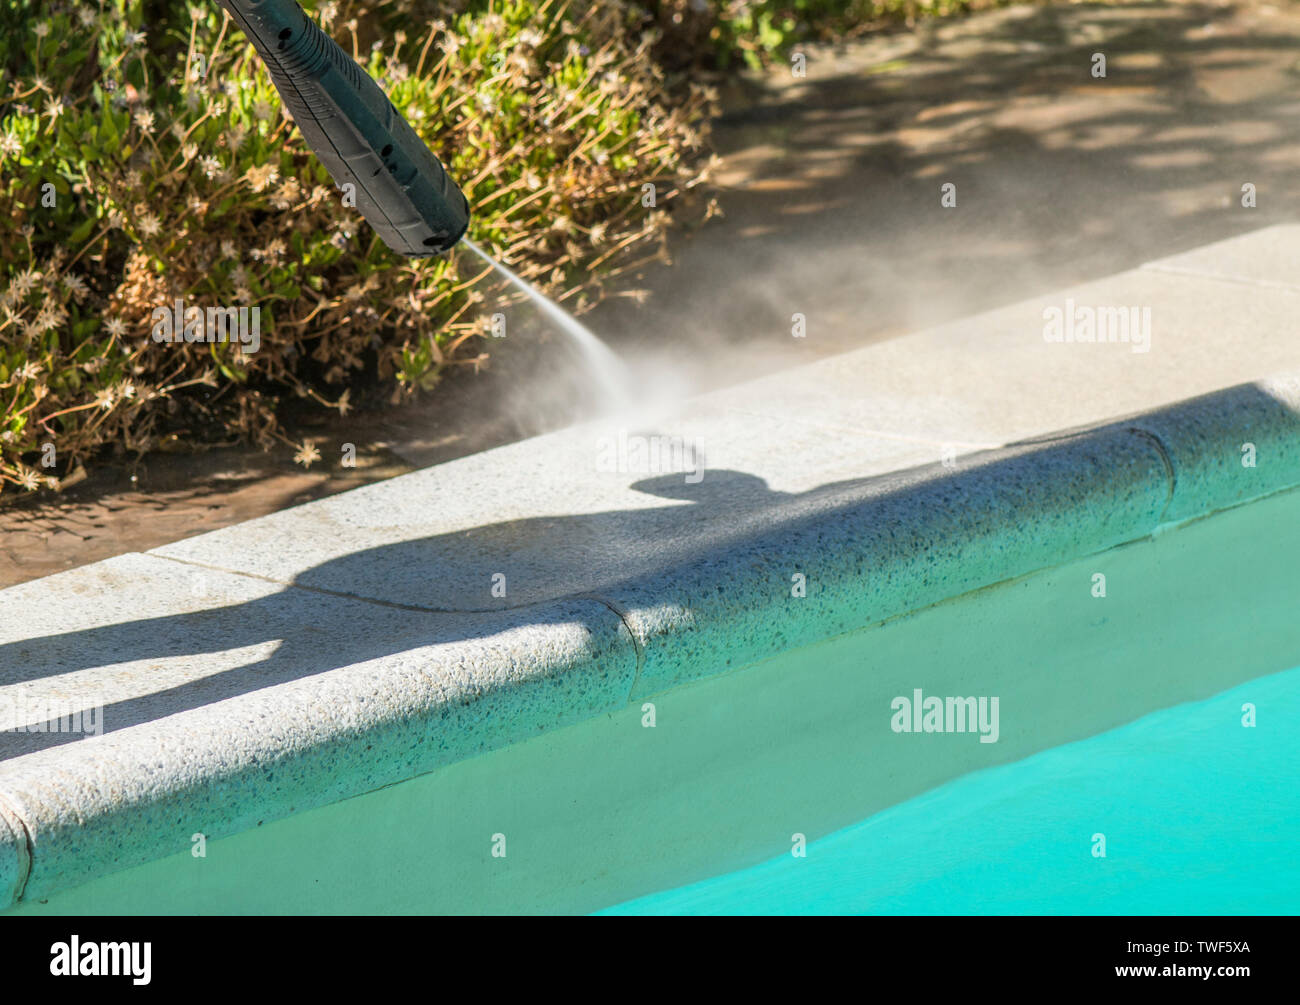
[[68, 217, 96, 244], [99, 111, 120, 148]]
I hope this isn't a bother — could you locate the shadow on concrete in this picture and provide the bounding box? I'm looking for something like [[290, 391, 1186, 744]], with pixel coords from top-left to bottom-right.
[[4, 372, 1299, 758], [0, 467, 874, 757]]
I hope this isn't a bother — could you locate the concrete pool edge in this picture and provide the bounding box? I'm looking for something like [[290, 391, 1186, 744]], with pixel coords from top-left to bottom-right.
[[0, 594, 639, 905], [614, 373, 1300, 696], [2, 372, 1300, 910]]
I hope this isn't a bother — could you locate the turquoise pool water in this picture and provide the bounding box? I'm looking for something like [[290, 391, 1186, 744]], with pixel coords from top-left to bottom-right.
[[13, 485, 1298, 916], [602, 664, 1300, 915]]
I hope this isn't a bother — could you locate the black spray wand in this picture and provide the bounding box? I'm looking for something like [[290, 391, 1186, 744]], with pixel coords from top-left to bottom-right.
[[215, 0, 471, 256]]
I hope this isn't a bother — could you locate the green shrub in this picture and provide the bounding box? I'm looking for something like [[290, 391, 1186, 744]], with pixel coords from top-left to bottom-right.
[[0, 0, 716, 493]]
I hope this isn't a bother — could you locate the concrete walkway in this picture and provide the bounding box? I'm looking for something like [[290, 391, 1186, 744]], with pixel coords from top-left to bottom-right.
[[2, 223, 1300, 908], [591, 0, 1300, 368]]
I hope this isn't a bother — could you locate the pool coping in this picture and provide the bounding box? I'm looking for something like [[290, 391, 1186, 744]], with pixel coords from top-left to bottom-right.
[[2, 367, 1299, 910]]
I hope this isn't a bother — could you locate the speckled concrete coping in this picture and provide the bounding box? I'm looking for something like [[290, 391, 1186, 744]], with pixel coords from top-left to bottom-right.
[[3, 228, 1300, 909]]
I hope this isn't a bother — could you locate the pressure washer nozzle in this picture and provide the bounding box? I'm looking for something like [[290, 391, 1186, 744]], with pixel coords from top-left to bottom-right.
[[216, 0, 470, 256]]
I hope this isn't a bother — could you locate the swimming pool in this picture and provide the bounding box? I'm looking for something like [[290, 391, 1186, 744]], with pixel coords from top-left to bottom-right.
[[602, 663, 1300, 914], [9, 467, 1299, 916]]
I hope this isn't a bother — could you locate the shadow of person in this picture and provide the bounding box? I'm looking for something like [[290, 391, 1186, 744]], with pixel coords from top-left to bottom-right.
[[0, 468, 861, 759]]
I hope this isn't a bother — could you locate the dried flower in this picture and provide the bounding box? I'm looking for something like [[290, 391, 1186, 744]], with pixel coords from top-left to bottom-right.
[[293, 441, 321, 469]]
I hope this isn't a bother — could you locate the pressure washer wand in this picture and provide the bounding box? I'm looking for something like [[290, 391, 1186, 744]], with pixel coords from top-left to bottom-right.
[[215, 0, 470, 256]]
